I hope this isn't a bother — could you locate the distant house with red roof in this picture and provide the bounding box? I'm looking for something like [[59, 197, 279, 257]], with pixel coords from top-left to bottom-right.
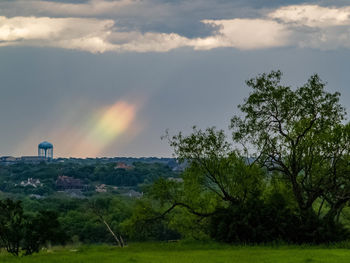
[[114, 162, 133, 170]]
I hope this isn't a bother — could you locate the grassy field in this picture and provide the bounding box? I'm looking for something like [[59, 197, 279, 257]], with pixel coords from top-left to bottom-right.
[[1, 242, 350, 263]]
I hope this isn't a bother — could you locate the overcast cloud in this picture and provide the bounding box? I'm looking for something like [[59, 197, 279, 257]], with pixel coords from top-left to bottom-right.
[[1, 1, 350, 52]]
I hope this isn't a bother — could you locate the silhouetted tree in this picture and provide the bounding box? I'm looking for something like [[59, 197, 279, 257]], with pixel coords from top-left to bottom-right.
[[0, 199, 24, 256], [0, 199, 66, 256]]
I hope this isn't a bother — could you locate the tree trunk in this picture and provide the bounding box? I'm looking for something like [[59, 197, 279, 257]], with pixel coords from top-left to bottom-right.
[[101, 218, 123, 247]]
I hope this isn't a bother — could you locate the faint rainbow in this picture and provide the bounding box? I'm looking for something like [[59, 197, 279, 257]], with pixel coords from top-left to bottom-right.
[[72, 100, 140, 157]]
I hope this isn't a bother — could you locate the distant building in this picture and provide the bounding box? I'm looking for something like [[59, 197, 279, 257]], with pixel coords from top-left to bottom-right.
[[20, 178, 42, 188], [0, 141, 54, 166], [115, 162, 133, 170], [95, 184, 107, 193], [20, 156, 47, 164], [0, 156, 16, 162], [56, 176, 84, 190], [0, 156, 18, 165]]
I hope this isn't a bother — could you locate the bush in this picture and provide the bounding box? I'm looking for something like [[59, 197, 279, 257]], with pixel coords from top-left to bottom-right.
[[122, 200, 181, 241], [0, 199, 66, 256], [209, 193, 348, 244]]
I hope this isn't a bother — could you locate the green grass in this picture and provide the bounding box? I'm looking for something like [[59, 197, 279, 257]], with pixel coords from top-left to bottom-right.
[[1, 242, 350, 263]]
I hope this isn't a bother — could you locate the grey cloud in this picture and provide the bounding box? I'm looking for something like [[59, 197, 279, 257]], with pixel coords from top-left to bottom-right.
[[0, 0, 319, 37], [2, 2, 350, 55]]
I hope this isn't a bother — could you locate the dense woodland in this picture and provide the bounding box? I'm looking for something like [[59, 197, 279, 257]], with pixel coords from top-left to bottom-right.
[[2, 71, 350, 256]]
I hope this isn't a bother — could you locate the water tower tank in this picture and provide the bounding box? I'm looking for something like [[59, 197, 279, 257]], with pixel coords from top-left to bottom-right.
[[38, 141, 53, 159]]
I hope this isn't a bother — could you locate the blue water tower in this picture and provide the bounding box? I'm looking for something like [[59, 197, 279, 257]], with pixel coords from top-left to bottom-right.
[[38, 141, 53, 159]]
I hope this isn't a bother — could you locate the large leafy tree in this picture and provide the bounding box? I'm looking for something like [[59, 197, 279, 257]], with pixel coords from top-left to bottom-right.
[[149, 127, 265, 219], [134, 70, 350, 243], [231, 70, 349, 220], [124, 127, 265, 241]]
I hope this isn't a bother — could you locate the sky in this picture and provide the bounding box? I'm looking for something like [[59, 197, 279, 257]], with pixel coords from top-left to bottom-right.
[[1, 0, 350, 158]]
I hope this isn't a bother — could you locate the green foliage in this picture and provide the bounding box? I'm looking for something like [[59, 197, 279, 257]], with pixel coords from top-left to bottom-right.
[[210, 195, 297, 243], [0, 199, 24, 256], [121, 199, 181, 241], [57, 196, 132, 244], [0, 161, 177, 196], [231, 70, 349, 221], [167, 209, 210, 241], [22, 211, 66, 255], [123, 127, 267, 242], [210, 191, 348, 244], [164, 127, 265, 207], [0, 199, 65, 256]]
